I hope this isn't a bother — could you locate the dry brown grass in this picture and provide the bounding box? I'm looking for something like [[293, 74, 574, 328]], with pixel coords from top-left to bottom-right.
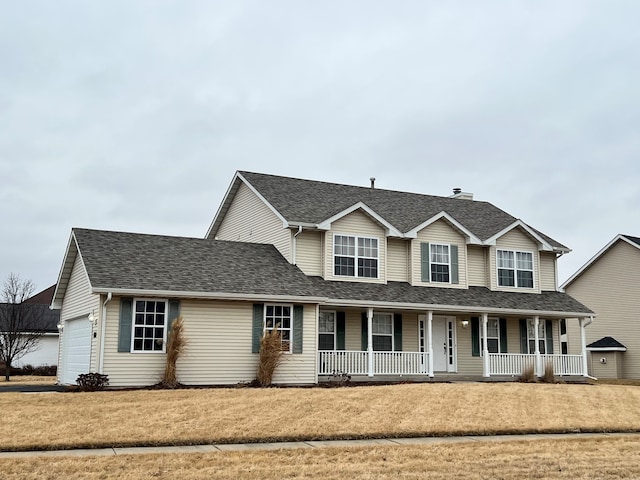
[[1, 436, 640, 479], [256, 329, 284, 386], [1, 382, 640, 451], [0, 376, 55, 385], [161, 316, 186, 388]]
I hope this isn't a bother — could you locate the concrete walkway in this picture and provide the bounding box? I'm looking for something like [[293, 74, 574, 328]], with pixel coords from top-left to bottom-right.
[[1, 432, 638, 458]]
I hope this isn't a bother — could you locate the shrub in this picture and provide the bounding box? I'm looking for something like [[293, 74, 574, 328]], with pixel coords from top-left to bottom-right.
[[161, 316, 187, 388], [76, 373, 109, 391], [519, 365, 536, 383], [541, 362, 556, 383], [327, 371, 351, 387], [256, 329, 284, 387]]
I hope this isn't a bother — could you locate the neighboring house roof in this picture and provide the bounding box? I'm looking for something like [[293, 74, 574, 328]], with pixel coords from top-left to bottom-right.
[[0, 284, 59, 334], [206, 171, 569, 252], [24, 285, 56, 305], [53, 228, 592, 317], [586, 336, 627, 351], [561, 234, 640, 289]]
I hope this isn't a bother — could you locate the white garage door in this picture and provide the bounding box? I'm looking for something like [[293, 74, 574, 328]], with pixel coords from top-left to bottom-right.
[[61, 318, 91, 385]]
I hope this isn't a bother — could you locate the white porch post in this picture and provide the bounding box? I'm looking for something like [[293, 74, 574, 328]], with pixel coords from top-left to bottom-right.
[[482, 313, 489, 377], [367, 307, 374, 377], [427, 310, 434, 378], [534, 315, 541, 377], [580, 317, 589, 377]]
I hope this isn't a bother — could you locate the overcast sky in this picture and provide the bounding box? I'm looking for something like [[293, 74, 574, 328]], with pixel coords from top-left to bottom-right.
[[1, 1, 638, 295]]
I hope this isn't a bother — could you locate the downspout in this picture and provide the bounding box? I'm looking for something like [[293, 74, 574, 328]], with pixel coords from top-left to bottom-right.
[[292, 225, 303, 265], [580, 315, 596, 379], [98, 292, 112, 374]]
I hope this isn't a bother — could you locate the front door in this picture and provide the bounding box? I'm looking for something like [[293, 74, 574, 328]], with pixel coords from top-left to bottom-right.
[[419, 315, 457, 373]]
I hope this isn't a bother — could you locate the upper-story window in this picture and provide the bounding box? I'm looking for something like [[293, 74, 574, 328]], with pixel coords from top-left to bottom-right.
[[430, 244, 450, 283], [497, 250, 534, 288], [334, 235, 378, 278]]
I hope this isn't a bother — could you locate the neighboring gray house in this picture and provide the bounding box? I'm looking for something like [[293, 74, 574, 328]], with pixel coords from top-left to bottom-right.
[[52, 171, 593, 387], [562, 234, 640, 379]]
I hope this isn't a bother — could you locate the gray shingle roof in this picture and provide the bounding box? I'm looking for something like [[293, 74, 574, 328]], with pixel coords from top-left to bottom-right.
[[622, 235, 640, 247], [237, 171, 568, 250], [587, 336, 627, 350], [73, 228, 591, 315]]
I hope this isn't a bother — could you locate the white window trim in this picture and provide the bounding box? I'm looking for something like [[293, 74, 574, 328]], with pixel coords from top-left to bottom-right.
[[264, 303, 294, 354], [479, 317, 502, 355], [429, 243, 451, 284], [319, 310, 337, 351], [372, 312, 394, 351], [333, 234, 380, 279], [496, 249, 535, 289], [130, 298, 168, 354], [526, 318, 547, 354]]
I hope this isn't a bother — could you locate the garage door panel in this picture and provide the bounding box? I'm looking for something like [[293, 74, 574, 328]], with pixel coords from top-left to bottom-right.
[[62, 318, 91, 385]]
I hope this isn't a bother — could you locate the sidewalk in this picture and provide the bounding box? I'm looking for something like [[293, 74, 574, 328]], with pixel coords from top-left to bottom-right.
[[1, 432, 638, 458]]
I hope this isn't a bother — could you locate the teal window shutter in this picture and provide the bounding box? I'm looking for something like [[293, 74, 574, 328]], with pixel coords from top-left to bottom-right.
[[421, 242, 430, 282], [361, 312, 368, 351], [336, 312, 346, 350], [499, 318, 508, 353], [471, 317, 480, 357], [393, 314, 403, 351], [545, 319, 554, 354], [168, 300, 180, 333], [519, 319, 528, 353], [118, 298, 133, 352], [252, 304, 264, 353], [293, 305, 303, 354], [450, 245, 459, 284]]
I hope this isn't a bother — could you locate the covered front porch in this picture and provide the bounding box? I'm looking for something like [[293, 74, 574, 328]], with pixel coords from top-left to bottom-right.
[[317, 307, 591, 379]]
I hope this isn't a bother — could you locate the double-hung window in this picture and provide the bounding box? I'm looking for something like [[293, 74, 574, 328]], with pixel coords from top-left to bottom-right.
[[497, 250, 534, 288], [318, 311, 336, 350], [480, 317, 501, 354], [430, 244, 450, 283], [264, 304, 292, 352], [334, 235, 378, 278], [526, 319, 547, 354], [132, 299, 167, 352], [372, 313, 393, 351]]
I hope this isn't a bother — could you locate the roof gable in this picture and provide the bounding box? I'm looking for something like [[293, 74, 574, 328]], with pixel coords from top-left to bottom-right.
[[561, 234, 640, 289]]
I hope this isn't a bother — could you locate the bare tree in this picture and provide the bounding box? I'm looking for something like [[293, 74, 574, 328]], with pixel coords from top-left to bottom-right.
[[0, 273, 47, 381]]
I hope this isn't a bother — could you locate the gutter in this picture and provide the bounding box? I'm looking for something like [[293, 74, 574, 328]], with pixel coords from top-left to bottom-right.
[[98, 292, 112, 374]]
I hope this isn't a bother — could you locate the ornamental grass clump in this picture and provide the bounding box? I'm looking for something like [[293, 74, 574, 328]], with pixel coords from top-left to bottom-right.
[[541, 362, 556, 383], [162, 316, 187, 388], [256, 328, 284, 387], [519, 364, 536, 383]]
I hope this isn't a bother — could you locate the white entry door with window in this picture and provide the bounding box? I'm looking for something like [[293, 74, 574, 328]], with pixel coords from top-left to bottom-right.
[[419, 315, 457, 372]]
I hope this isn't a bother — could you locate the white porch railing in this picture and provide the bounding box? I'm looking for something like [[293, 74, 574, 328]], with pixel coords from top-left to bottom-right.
[[318, 351, 429, 376], [488, 353, 584, 376]]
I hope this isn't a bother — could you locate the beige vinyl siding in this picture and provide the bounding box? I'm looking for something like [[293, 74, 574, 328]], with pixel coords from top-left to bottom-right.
[[491, 228, 541, 293], [456, 320, 482, 376], [402, 312, 419, 351], [467, 246, 488, 287], [565, 318, 584, 356], [387, 239, 409, 282], [295, 230, 323, 276], [539, 253, 557, 291], [101, 299, 317, 387], [325, 210, 386, 284], [565, 240, 640, 378], [58, 254, 100, 381], [216, 182, 291, 262], [410, 219, 467, 288], [344, 310, 362, 351]]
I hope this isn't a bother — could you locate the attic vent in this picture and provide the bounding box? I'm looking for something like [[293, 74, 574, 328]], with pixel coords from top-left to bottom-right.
[[449, 188, 474, 200], [370, 177, 376, 189], [453, 188, 462, 195]]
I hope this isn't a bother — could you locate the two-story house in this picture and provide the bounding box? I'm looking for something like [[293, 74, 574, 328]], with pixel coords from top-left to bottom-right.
[[52, 171, 593, 386]]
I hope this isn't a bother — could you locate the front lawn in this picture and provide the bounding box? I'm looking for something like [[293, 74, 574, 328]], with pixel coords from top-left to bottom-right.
[[1, 382, 640, 451]]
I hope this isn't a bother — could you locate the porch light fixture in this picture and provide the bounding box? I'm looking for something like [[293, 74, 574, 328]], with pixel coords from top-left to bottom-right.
[[57, 323, 63, 332], [460, 320, 469, 329]]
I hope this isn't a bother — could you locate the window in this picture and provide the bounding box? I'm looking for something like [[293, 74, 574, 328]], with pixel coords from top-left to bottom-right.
[[478, 317, 502, 354], [497, 250, 534, 288], [264, 304, 292, 352], [526, 319, 546, 354], [132, 299, 167, 352], [319, 311, 336, 350], [372, 313, 393, 351], [430, 244, 450, 283], [334, 235, 378, 278]]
